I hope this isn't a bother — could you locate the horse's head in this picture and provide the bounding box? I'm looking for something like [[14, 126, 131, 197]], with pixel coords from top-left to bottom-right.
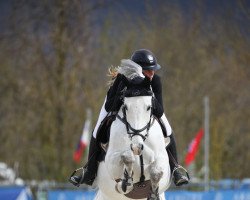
[[120, 77, 153, 155]]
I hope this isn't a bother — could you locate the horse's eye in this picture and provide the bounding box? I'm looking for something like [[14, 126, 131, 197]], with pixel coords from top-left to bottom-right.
[[147, 106, 151, 111]]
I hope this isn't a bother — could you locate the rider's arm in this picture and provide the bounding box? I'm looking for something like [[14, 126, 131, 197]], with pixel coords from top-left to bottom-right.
[[105, 74, 126, 112], [151, 75, 164, 118], [151, 75, 164, 108]]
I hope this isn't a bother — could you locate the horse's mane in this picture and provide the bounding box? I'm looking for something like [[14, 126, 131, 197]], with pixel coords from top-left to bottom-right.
[[107, 59, 145, 86], [118, 59, 145, 80], [123, 76, 152, 97], [107, 59, 153, 98]]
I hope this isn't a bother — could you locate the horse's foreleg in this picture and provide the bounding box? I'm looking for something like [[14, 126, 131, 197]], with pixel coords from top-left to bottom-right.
[[148, 161, 163, 200], [115, 150, 135, 194]]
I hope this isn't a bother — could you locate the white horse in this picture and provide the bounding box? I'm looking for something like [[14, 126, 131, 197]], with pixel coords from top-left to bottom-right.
[[94, 82, 172, 200]]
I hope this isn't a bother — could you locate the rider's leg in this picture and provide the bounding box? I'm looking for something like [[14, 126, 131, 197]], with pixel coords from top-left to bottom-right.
[[167, 134, 189, 186], [92, 96, 108, 139], [70, 97, 108, 186], [160, 114, 189, 186]]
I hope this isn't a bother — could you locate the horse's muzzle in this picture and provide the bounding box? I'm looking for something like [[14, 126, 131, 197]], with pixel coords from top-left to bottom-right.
[[130, 143, 144, 155]]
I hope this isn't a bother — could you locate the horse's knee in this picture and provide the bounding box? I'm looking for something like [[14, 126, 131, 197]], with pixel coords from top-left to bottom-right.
[[151, 170, 163, 183], [121, 150, 135, 166], [149, 162, 163, 183]]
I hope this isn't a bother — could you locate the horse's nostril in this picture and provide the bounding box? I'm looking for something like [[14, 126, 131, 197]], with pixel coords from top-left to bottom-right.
[[131, 143, 144, 155]]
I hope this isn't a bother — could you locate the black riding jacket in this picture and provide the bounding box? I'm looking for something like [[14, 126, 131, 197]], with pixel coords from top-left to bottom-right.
[[105, 74, 164, 118]]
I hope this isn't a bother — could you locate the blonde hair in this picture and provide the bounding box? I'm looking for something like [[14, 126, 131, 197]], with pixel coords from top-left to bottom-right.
[[107, 66, 119, 86], [107, 59, 145, 86]]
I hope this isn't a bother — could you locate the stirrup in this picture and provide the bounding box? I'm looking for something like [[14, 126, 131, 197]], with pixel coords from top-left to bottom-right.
[[172, 165, 190, 180], [69, 167, 86, 187]]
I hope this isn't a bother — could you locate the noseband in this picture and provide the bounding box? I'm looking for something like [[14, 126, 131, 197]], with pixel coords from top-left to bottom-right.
[[117, 98, 154, 141]]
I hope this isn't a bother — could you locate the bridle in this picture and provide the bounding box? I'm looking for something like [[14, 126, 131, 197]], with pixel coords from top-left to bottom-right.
[[116, 95, 155, 183], [117, 97, 155, 142]]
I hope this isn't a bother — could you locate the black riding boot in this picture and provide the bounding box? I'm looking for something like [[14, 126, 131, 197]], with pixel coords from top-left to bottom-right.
[[167, 134, 189, 186], [70, 136, 99, 186]]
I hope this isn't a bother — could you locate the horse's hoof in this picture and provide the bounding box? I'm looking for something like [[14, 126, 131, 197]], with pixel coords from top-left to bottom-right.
[[115, 180, 133, 194], [147, 197, 160, 200], [147, 193, 160, 200]]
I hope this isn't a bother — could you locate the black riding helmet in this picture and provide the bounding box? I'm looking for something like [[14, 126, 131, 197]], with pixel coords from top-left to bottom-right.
[[131, 49, 161, 71]]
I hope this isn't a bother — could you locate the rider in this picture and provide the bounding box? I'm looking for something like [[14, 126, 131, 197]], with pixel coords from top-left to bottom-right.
[[70, 49, 189, 187]]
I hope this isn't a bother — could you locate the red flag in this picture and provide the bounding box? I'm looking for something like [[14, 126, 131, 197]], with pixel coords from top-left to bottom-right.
[[73, 139, 88, 163], [185, 128, 204, 166], [73, 118, 91, 163]]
